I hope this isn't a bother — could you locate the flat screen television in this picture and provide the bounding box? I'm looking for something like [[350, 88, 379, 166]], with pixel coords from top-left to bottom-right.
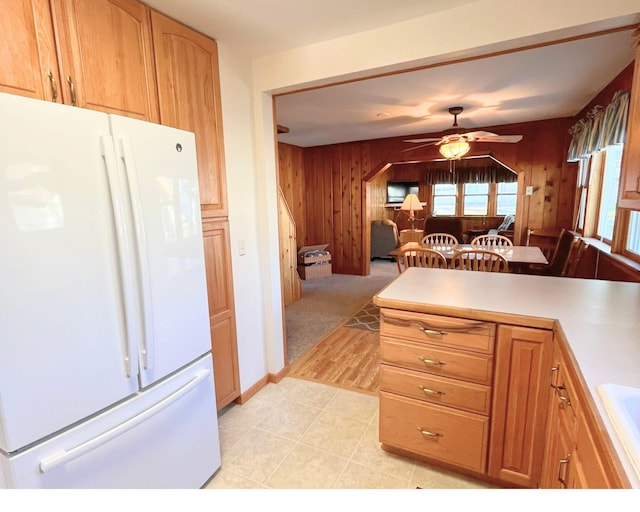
[[386, 181, 419, 204]]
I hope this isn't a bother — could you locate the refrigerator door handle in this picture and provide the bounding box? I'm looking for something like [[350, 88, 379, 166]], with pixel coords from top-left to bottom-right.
[[100, 135, 138, 378], [38, 368, 211, 473], [119, 137, 154, 371]]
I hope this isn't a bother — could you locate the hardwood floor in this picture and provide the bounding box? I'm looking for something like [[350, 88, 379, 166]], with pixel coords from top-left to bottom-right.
[[288, 325, 380, 396]]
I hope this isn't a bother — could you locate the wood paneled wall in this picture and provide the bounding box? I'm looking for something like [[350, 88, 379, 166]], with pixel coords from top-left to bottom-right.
[[278, 117, 576, 275], [276, 63, 636, 277], [278, 143, 308, 245]]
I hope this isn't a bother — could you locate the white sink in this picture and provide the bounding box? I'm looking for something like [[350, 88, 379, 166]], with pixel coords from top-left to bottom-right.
[[597, 383, 640, 481]]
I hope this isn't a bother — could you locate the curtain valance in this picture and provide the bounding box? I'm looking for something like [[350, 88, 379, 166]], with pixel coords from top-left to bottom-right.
[[422, 163, 517, 185], [567, 89, 630, 162]]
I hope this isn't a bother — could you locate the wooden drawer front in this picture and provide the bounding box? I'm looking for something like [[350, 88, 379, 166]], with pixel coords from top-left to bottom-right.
[[380, 391, 489, 473], [380, 309, 495, 354], [380, 364, 492, 415], [381, 338, 494, 385]]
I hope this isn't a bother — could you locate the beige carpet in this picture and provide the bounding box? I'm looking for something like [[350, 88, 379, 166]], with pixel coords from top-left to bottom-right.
[[285, 259, 397, 364]]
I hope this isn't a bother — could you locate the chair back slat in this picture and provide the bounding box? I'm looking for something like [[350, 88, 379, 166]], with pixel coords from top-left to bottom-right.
[[401, 247, 448, 271], [451, 249, 509, 273], [470, 234, 513, 248], [421, 233, 459, 252]]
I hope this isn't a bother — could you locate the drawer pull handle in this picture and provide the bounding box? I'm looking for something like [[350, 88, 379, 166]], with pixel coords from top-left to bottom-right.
[[419, 386, 445, 397], [421, 328, 447, 337], [557, 455, 570, 488], [417, 428, 443, 439], [419, 357, 446, 367], [556, 385, 572, 406], [550, 365, 560, 389]]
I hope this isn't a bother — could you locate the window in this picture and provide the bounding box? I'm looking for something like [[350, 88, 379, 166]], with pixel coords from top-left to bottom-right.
[[463, 183, 489, 215], [496, 182, 518, 215], [432, 184, 456, 215], [627, 211, 640, 257], [577, 145, 624, 244], [596, 145, 623, 241], [430, 180, 518, 216]]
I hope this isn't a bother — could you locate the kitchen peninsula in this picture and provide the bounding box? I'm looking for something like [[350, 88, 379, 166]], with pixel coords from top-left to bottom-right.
[[373, 268, 640, 489]]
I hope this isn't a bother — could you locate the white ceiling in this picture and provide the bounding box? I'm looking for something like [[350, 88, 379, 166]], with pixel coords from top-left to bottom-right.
[[142, 1, 637, 148], [276, 29, 637, 147], [143, 0, 477, 57]]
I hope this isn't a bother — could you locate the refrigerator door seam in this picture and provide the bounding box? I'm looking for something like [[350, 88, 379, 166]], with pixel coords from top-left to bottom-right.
[[100, 134, 139, 378], [38, 368, 211, 473], [119, 137, 155, 372]]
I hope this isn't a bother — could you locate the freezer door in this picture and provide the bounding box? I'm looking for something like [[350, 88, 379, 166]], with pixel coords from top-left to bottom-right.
[[2, 355, 220, 489], [0, 93, 139, 453], [109, 115, 212, 387]]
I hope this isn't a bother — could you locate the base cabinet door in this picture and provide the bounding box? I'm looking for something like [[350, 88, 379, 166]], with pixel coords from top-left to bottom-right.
[[488, 325, 553, 488], [202, 219, 240, 410]]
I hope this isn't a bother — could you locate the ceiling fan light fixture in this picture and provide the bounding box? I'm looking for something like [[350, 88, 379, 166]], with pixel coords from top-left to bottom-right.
[[439, 141, 470, 160]]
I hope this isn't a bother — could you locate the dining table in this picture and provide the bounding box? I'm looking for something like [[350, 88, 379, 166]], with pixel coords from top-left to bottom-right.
[[388, 242, 549, 273]]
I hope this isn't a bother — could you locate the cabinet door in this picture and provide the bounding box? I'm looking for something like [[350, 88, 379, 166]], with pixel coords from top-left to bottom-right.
[[0, 0, 60, 101], [488, 325, 553, 488], [49, 0, 159, 120], [540, 345, 578, 488], [202, 219, 240, 410], [150, 10, 228, 216], [618, 46, 640, 209]]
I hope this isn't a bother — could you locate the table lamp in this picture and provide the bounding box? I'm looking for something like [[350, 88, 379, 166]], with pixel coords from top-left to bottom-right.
[[400, 193, 423, 230]]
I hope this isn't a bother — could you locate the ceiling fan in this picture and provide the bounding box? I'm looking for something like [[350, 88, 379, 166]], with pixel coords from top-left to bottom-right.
[[403, 106, 523, 159]]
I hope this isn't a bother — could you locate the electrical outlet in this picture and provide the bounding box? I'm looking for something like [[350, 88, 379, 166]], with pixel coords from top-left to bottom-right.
[[526, 186, 534, 196], [238, 240, 246, 256]]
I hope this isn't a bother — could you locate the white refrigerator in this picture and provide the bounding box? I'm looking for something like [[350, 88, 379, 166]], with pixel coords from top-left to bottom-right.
[[0, 92, 221, 488]]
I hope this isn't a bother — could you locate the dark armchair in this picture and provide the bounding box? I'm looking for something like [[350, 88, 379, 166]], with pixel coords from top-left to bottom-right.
[[423, 216, 464, 244], [371, 219, 399, 259]]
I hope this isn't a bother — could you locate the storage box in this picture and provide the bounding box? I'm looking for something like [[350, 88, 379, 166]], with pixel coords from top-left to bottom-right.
[[297, 244, 331, 265], [297, 261, 332, 280], [297, 244, 332, 280]]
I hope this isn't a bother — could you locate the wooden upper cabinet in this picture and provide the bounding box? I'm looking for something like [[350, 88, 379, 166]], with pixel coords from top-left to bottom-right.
[[618, 43, 640, 209], [0, 0, 60, 101], [49, 0, 159, 121], [150, 10, 227, 215]]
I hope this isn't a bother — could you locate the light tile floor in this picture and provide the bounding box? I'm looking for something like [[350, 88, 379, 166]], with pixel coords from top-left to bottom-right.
[[205, 376, 493, 490]]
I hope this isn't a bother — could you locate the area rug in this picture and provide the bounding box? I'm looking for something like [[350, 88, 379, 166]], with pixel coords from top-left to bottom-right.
[[343, 301, 380, 332]]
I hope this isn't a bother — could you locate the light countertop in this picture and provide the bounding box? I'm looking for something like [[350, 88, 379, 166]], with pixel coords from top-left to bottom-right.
[[373, 267, 640, 487]]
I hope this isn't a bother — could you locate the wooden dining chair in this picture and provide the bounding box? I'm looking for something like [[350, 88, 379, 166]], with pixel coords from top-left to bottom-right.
[[451, 249, 509, 272], [527, 228, 576, 276], [420, 232, 459, 251], [470, 234, 513, 248], [400, 247, 448, 271], [560, 238, 589, 277]]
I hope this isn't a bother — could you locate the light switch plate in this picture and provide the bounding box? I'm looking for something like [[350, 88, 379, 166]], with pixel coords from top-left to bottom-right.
[[526, 186, 534, 196]]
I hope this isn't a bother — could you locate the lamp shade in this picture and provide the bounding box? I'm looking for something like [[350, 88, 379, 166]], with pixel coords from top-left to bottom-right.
[[439, 141, 471, 160], [400, 193, 423, 213]]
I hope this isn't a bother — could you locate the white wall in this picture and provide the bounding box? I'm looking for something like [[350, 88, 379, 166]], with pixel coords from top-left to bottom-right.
[[218, 0, 640, 391]]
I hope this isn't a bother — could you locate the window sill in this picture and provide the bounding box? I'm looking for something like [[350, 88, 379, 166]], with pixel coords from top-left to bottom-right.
[[583, 237, 640, 273]]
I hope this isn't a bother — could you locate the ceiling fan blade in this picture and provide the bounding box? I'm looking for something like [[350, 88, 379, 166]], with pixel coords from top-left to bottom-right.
[[403, 138, 441, 143], [460, 131, 498, 139], [401, 142, 437, 152], [472, 135, 524, 143]]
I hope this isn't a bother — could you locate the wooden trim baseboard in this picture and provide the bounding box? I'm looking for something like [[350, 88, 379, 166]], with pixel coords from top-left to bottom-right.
[[234, 365, 291, 405]]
